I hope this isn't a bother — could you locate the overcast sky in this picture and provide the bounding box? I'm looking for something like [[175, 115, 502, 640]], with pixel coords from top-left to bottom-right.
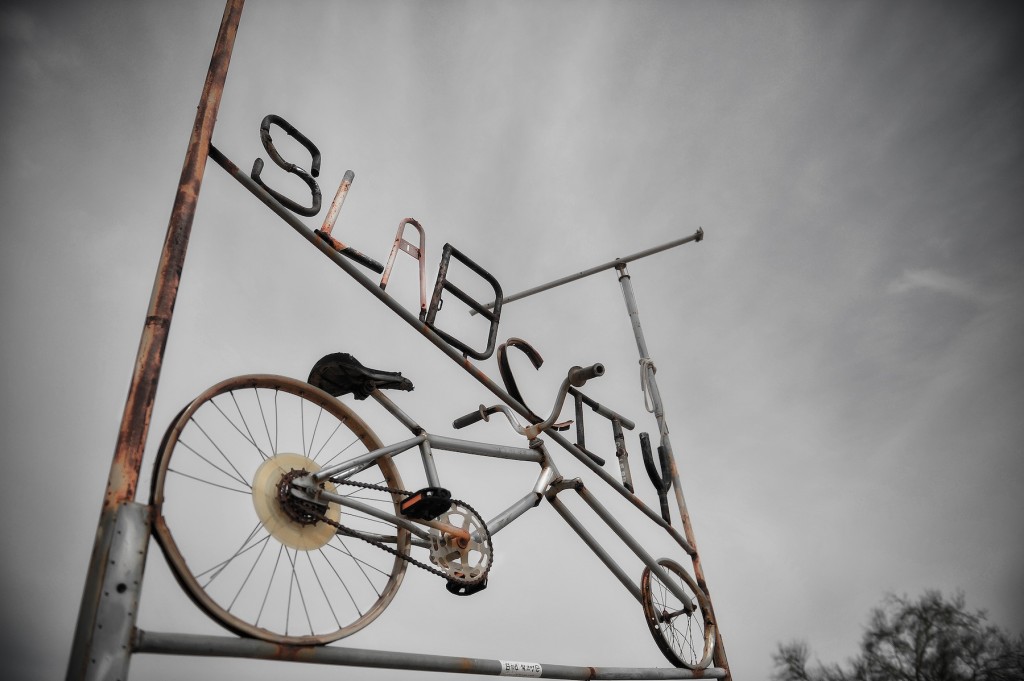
[[2, 1, 1022, 680]]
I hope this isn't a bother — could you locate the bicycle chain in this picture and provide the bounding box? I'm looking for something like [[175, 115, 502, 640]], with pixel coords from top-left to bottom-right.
[[314, 478, 494, 587]]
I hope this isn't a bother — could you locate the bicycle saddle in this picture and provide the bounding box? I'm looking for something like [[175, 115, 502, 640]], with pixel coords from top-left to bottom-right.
[[307, 352, 414, 400]]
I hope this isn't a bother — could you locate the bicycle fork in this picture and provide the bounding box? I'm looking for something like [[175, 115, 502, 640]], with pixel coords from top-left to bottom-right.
[[545, 477, 696, 613]]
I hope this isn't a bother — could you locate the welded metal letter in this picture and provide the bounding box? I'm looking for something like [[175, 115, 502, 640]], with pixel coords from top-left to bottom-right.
[[251, 114, 322, 217]]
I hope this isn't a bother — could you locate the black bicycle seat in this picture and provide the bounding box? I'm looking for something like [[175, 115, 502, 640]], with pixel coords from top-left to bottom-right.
[[308, 353, 414, 400]]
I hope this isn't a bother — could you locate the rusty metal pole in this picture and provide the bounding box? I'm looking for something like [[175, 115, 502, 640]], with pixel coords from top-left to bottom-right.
[[66, 2, 243, 679], [614, 262, 731, 679]]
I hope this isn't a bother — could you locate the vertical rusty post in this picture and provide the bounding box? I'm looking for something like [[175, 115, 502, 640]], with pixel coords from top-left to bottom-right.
[[105, 0, 243, 510], [66, 2, 243, 679]]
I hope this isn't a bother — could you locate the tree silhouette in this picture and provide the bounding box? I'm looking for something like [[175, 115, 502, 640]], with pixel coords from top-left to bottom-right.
[[773, 591, 1024, 681]]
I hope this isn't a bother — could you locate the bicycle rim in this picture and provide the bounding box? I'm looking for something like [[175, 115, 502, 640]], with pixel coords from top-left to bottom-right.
[[151, 374, 410, 645]]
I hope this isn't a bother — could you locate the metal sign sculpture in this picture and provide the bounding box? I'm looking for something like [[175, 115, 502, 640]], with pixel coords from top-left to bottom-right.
[[67, 2, 732, 679]]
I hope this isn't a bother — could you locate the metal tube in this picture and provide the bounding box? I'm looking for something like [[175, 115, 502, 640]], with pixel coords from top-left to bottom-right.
[[484, 491, 540, 537], [313, 434, 425, 481], [547, 493, 643, 603], [316, 489, 430, 540], [319, 170, 354, 235], [547, 429, 695, 555], [134, 630, 729, 679], [67, 4, 243, 680], [370, 389, 422, 433], [568, 386, 636, 430], [614, 264, 732, 679], [574, 485, 693, 608], [425, 434, 544, 463], [418, 438, 441, 488], [477, 229, 703, 311]]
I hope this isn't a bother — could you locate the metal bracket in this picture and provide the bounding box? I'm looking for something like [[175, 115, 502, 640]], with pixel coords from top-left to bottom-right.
[[82, 502, 151, 681]]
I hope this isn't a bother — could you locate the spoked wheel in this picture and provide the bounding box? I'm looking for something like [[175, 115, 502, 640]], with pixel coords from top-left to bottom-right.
[[640, 558, 716, 669], [151, 375, 410, 645]]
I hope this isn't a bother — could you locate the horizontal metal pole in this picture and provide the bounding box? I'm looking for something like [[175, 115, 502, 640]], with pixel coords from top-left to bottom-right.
[[476, 229, 703, 312], [134, 630, 727, 679]]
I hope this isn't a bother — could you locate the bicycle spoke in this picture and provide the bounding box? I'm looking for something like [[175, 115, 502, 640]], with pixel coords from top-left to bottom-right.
[[177, 434, 250, 490], [319, 436, 362, 469], [335, 535, 382, 598], [166, 466, 249, 495], [229, 391, 270, 462], [209, 397, 271, 462], [256, 543, 285, 629], [306, 405, 325, 460], [300, 398, 307, 458], [254, 387, 275, 457], [311, 420, 344, 464], [285, 548, 314, 635], [197, 522, 266, 585], [227, 532, 273, 612], [191, 412, 253, 483], [318, 546, 363, 617], [324, 541, 394, 579], [273, 390, 280, 454], [307, 551, 342, 629]]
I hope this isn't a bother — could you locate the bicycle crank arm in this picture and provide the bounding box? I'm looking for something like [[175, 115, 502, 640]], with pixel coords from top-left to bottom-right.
[[414, 518, 471, 543]]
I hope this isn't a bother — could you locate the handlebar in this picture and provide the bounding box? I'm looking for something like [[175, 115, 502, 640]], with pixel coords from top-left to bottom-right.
[[568, 363, 605, 387], [452, 406, 488, 430], [452, 363, 605, 438]]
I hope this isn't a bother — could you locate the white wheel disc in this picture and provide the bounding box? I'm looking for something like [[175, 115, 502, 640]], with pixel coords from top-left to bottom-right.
[[251, 453, 338, 550]]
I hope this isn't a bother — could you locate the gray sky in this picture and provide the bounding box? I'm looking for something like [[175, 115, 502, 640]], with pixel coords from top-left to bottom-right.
[[2, 1, 1023, 679]]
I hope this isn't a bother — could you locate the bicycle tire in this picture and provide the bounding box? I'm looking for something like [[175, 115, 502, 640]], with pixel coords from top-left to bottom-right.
[[151, 374, 410, 645], [640, 557, 716, 669]]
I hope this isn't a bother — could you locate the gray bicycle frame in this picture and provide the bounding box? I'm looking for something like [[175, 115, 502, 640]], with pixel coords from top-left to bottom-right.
[[305, 388, 697, 609]]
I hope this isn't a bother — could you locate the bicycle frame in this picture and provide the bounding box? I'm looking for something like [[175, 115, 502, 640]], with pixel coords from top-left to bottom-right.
[[298, 387, 701, 612]]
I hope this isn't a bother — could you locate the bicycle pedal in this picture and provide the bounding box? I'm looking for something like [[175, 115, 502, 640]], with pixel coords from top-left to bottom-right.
[[446, 577, 487, 596], [399, 487, 452, 520]]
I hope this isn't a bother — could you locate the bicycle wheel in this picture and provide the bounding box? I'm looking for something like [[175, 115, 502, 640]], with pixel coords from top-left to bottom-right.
[[151, 374, 410, 645], [640, 558, 716, 669]]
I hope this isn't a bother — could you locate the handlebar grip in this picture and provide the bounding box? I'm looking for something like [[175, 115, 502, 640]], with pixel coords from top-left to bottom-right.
[[568, 363, 605, 388], [453, 406, 487, 430]]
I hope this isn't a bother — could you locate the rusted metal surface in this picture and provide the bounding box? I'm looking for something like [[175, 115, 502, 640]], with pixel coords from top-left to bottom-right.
[[313, 169, 385, 273], [614, 262, 732, 680], [319, 169, 354, 235], [380, 217, 428, 316], [134, 630, 729, 679], [104, 0, 242, 512], [68, 3, 244, 680], [612, 419, 635, 492]]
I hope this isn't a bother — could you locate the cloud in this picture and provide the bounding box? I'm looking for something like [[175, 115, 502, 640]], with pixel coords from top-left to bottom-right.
[[887, 268, 992, 306]]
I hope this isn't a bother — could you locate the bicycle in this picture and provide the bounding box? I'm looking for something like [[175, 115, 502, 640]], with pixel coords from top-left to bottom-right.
[[150, 352, 717, 669]]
